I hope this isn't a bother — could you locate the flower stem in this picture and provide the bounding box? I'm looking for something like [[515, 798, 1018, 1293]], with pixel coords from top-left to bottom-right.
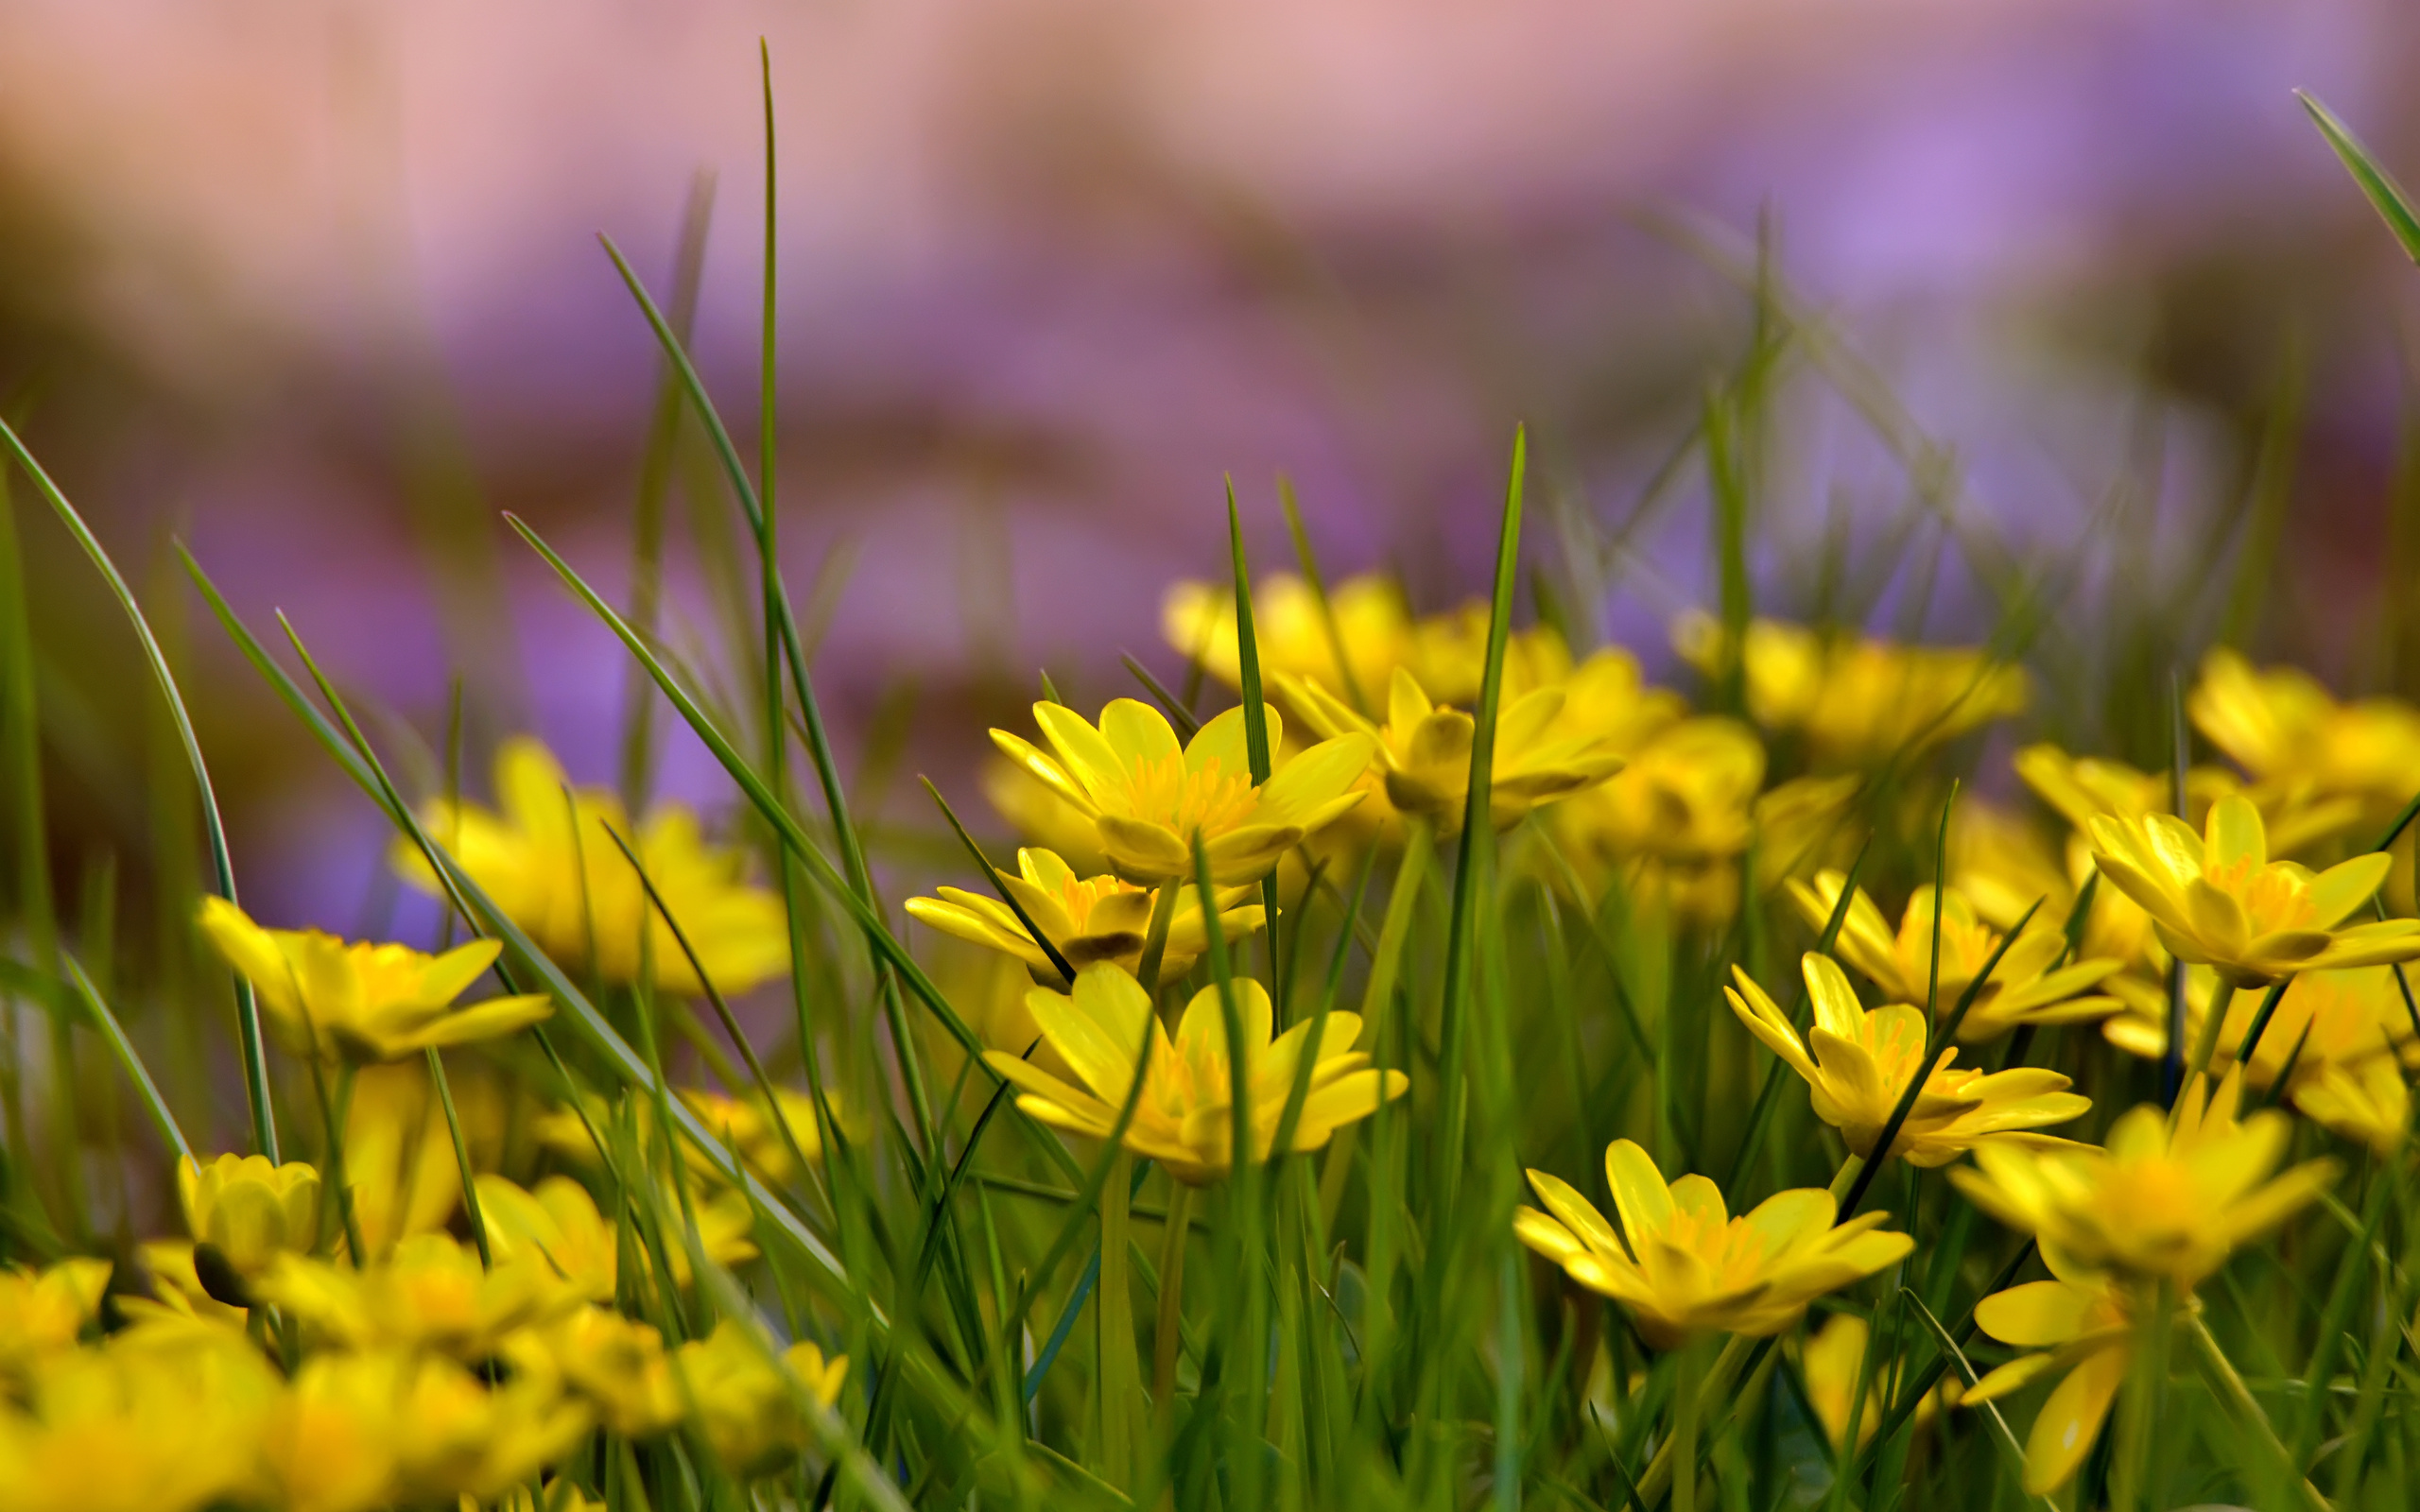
[[1150, 1179, 1194, 1418], [2184, 979, 2237, 1096], [2185, 1312, 2331, 1512], [1634, 1332, 1753, 1507], [1671, 1336, 1705, 1512], [1827, 1153, 1865, 1204], [1135, 880, 1183, 1002], [1098, 1150, 1140, 1489]]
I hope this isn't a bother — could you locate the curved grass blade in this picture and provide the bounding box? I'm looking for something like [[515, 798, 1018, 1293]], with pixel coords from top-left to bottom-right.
[[2301, 91, 2420, 267], [1, 421, 278, 1160], [919, 776, 1079, 985], [61, 953, 192, 1166]]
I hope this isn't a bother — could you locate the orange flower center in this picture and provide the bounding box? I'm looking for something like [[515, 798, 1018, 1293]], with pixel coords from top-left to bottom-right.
[[1121, 754, 1261, 837], [2207, 858, 2317, 934], [1053, 872, 1138, 932]]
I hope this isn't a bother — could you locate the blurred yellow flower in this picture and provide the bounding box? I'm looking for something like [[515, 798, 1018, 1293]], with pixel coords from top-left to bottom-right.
[[1950, 1069, 2336, 1287], [671, 1319, 849, 1476], [1788, 871, 2121, 1042], [1673, 614, 2027, 768], [2191, 647, 2420, 815], [2102, 965, 2419, 1108], [979, 753, 1112, 874], [256, 1233, 582, 1359], [1163, 573, 1417, 709], [1950, 799, 2159, 974], [2088, 793, 2420, 988], [1285, 665, 1629, 836], [680, 1086, 825, 1185], [507, 1306, 682, 1437], [199, 898, 552, 1063], [906, 847, 1265, 987], [992, 698, 1373, 883], [264, 1349, 591, 1511], [1549, 715, 1763, 919], [984, 963, 1406, 1184], [1960, 1246, 2148, 1495], [1795, 1313, 1954, 1450], [1513, 1139, 1913, 1349], [0, 1321, 278, 1512], [0, 1259, 110, 1366], [1752, 773, 1865, 886], [342, 1061, 494, 1258], [180, 1152, 320, 1280], [2014, 741, 2358, 860], [397, 737, 790, 997], [464, 1481, 604, 1512], [476, 1167, 754, 1294], [1727, 954, 2090, 1166]]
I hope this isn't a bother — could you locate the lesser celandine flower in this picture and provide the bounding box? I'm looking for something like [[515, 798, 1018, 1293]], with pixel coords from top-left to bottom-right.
[[0, 1321, 277, 1512], [1958, 1245, 2154, 1495], [1950, 799, 2161, 975], [198, 898, 552, 1063], [906, 846, 1265, 987], [341, 1061, 492, 1258], [2102, 965, 2418, 1108], [992, 699, 1373, 884], [2014, 741, 2357, 859], [2191, 647, 2420, 816], [1551, 716, 1764, 919], [680, 1086, 825, 1183], [396, 737, 790, 997], [1728, 954, 2090, 1166], [1788, 871, 2122, 1042], [1285, 665, 1630, 836], [1513, 1140, 1913, 1349], [0, 1259, 110, 1365], [1951, 1069, 2336, 1289], [671, 1319, 849, 1476], [2292, 1056, 2412, 1155], [180, 1152, 321, 1279], [265, 1349, 593, 1511], [1672, 613, 2027, 767], [985, 963, 1407, 1184], [1795, 1313, 1954, 1450], [507, 1306, 683, 1437], [1163, 573, 1420, 708], [2088, 792, 2420, 988], [257, 1233, 582, 1359]]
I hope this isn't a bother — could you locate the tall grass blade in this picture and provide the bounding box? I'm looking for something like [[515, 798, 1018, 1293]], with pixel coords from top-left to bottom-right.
[[2301, 91, 2420, 267]]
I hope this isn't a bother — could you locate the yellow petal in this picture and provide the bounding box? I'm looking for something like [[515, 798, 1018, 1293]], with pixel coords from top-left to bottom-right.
[[2022, 1344, 2128, 1495]]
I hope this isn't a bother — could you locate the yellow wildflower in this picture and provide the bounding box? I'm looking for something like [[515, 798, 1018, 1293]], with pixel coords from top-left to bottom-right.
[[2191, 647, 2420, 815], [680, 1086, 825, 1184], [2292, 1055, 2411, 1154], [1673, 613, 2027, 767], [2088, 792, 2420, 988], [1788, 872, 2121, 1041], [1950, 1069, 2337, 1287], [256, 1233, 581, 1359], [1549, 715, 1762, 919], [979, 754, 1113, 874], [398, 737, 790, 996], [984, 963, 1407, 1184], [342, 1061, 492, 1258], [475, 1165, 755, 1292], [1163, 573, 1418, 708], [1959, 1246, 2149, 1495], [1796, 1313, 1953, 1450], [506, 1306, 683, 1437], [198, 898, 551, 1062], [672, 1318, 849, 1476], [2014, 741, 2357, 859], [132, 1243, 248, 1329], [1514, 1139, 1913, 1349], [0, 1320, 277, 1512], [1285, 665, 1629, 836], [2102, 965, 2418, 1091], [991, 698, 1373, 884], [180, 1152, 321, 1280], [1951, 799, 2160, 975], [0, 1260, 110, 1366], [1753, 773, 1865, 886], [265, 1349, 590, 1511], [1727, 954, 2090, 1166], [906, 847, 1265, 987]]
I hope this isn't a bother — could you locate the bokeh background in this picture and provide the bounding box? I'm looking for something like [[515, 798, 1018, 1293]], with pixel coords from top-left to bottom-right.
[[6, 0, 2420, 942]]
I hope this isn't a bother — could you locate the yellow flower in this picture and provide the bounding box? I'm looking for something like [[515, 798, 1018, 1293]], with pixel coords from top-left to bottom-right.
[[991, 698, 1374, 884], [255, 1233, 582, 1359], [2087, 793, 2420, 988], [2191, 647, 2420, 814], [397, 737, 790, 997], [1285, 665, 1630, 836], [1796, 1313, 1954, 1450], [1673, 614, 2027, 767], [679, 1086, 825, 1185], [0, 1321, 278, 1512], [2101, 965, 2419, 1100], [0, 1260, 110, 1366], [2014, 741, 2358, 859], [198, 897, 552, 1063], [1951, 799, 2163, 978], [2292, 1055, 2411, 1155], [905, 847, 1266, 987], [1513, 1139, 1913, 1349], [342, 1061, 503, 1258], [1959, 1246, 2147, 1495], [463, 1480, 605, 1512], [1752, 774, 1865, 887], [979, 754, 1113, 874], [180, 1153, 321, 1279], [265, 1349, 590, 1511], [1727, 954, 2090, 1166], [475, 1165, 755, 1293], [507, 1306, 683, 1437], [1163, 573, 1419, 709], [984, 963, 1407, 1184], [672, 1319, 849, 1476], [133, 1244, 248, 1329], [1787, 871, 2122, 1042], [1550, 716, 1763, 919], [1950, 1069, 2337, 1287]]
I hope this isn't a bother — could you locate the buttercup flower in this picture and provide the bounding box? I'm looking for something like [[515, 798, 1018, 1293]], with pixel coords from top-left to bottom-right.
[[2293, 1055, 2412, 1154], [2087, 793, 2420, 988], [991, 699, 1374, 883], [1551, 715, 1763, 919], [1950, 1069, 2337, 1288], [1673, 614, 2027, 767], [342, 1061, 494, 1258], [476, 1168, 754, 1294], [1950, 799, 2160, 975], [264, 1349, 592, 1511], [671, 1319, 849, 1476], [1728, 954, 2091, 1166], [1788, 872, 2122, 1042], [1285, 665, 1630, 836], [507, 1306, 683, 1437], [2102, 965, 2419, 1099], [1513, 1139, 1913, 1349], [198, 898, 552, 1063], [0, 1321, 278, 1512], [1959, 1246, 2152, 1495], [1796, 1313, 1954, 1450], [906, 846, 1266, 987], [680, 1086, 825, 1184], [984, 963, 1407, 1184], [0, 1259, 110, 1366], [2014, 742, 2357, 861], [181, 1153, 321, 1279], [1163, 573, 1419, 710], [256, 1233, 583, 1359], [397, 736, 790, 996], [2191, 647, 2420, 815]]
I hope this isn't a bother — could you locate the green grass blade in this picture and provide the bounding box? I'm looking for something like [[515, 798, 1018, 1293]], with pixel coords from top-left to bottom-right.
[[2300, 91, 2420, 266], [0, 419, 278, 1161], [61, 953, 191, 1166]]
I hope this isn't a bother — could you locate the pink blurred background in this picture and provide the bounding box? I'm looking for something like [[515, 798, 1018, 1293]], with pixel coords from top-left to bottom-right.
[[5, 0, 2418, 930]]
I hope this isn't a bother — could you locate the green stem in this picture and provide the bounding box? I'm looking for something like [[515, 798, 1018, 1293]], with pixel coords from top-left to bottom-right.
[[2185, 979, 2238, 1093], [1827, 1153, 1865, 1204], [2185, 1313, 2331, 1512], [1671, 1337, 1705, 1512], [1634, 1332, 1753, 1507], [1134, 879, 1183, 1002], [1150, 1179, 1195, 1420], [1097, 1150, 1139, 1489]]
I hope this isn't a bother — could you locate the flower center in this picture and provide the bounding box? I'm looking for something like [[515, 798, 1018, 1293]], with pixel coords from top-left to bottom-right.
[[1121, 754, 1261, 837], [2234, 864, 2317, 934], [1055, 873, 1136, 932]]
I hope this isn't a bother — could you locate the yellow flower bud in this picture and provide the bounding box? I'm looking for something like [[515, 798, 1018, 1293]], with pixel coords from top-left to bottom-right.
[[179, 1154, 321, 1277]]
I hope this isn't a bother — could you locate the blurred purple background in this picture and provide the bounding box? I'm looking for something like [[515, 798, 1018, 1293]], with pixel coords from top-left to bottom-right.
[[5, 0, 2418, 934]]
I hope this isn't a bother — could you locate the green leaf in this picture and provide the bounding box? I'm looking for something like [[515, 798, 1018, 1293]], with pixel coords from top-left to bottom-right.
[[2301, 90, 2420, 266]]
